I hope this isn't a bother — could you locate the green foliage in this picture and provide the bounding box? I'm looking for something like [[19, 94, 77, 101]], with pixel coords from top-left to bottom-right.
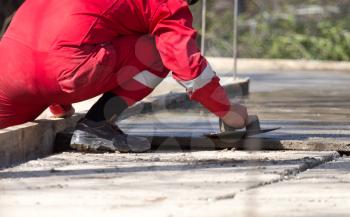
[[192, 1, 350, 61], [241, 15, 350, 61]]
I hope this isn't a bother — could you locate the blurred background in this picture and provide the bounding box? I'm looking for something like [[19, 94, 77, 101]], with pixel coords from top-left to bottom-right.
[[0, 0, 22, 36], [1, 0, 349, 61]]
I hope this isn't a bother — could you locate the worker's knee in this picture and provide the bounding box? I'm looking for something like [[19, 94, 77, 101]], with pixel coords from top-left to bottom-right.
[[134, 35, 165, 74], [112, 34, 169, 78]]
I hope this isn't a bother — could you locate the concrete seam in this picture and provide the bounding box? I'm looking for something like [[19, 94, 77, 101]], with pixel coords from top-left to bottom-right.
[[208, 152, 340, 202]]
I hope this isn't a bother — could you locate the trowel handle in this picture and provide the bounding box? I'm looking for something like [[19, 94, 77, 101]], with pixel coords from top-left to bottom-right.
[[219, 118, 237, 132], [245, 115, 260, 131]]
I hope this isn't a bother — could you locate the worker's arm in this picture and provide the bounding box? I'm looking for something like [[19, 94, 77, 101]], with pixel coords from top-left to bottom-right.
[[150, 0, 247, 127]]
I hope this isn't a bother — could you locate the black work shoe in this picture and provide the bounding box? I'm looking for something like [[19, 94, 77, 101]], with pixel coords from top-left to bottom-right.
[[70, 119, 151, 153]]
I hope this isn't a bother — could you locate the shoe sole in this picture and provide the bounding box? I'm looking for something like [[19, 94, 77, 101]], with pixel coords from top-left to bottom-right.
[[70, 130, 116, 153]]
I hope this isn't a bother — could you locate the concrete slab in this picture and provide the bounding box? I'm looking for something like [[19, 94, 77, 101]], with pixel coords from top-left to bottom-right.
[[246, 89, 350, 152], [0, 150, 339, 217], [114, 79, 350, 151], [188, 157, 350, 217], [131, 68, 350, 152]]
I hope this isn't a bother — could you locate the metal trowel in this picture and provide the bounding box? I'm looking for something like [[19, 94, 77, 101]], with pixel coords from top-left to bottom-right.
[[206, 115, 280, 140]]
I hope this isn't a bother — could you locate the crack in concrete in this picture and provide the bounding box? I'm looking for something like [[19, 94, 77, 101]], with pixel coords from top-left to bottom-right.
[[208, 153, 340, 201]]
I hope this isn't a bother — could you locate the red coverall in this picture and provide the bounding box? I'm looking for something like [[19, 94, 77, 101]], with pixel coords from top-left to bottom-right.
[[0, 0, 231, 129]]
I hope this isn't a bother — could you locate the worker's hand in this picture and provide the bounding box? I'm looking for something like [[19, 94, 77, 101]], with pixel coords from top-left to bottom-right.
[[49, 104, 75, 119], [220, 103, 248, 129]]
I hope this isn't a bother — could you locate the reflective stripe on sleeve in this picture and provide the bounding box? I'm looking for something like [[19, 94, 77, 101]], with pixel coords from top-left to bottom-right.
[[133, 70, 164, 89], [178, 65, 216, 92]]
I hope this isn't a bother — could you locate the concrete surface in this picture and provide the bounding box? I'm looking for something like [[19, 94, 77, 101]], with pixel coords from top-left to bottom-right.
[[0, 150, 339, 217], [115, 67, 350, 152], [187, 156, 350, 217]]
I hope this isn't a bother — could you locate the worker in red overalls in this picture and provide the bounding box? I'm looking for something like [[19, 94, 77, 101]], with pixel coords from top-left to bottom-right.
[[0, 0, 248, 152]]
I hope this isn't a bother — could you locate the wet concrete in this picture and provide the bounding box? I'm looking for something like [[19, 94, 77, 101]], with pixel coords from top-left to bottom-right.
[[120, 72, 350, 152]]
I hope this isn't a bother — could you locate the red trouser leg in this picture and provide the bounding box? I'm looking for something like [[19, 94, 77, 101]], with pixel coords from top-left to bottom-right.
[[110, 35, 169, 106], [0, 35, 169, 128], [85, 35, 169, 122], [50, 34, 169, 106]]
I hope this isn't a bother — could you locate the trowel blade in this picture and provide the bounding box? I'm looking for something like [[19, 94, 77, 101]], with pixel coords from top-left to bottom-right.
[[205, 127, 280, 139]]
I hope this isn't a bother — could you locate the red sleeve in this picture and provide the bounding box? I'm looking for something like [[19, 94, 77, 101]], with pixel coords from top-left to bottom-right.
[[150, 0, 230, 117], [190, 77, 231, 117]]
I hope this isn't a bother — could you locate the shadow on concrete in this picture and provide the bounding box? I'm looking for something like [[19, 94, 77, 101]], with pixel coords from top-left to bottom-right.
[[0, 157, 314, 179], [53, 126, 285, 153]]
